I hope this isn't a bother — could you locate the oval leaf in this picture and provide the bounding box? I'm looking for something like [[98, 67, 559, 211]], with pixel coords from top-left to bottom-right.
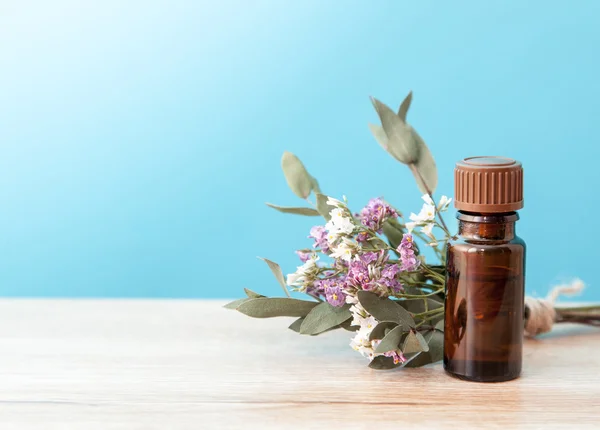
[[258, 257, 290, 297], [426, 330, 443, 362], [368, 355, 402, 370], [288, 317, 304, 333], [340, 318, 359, 332], [265, 203, 320, 216], [403, 330, 443, 368], [397, 91, 412, 122], [315, 193, 332, 221], [223, 298, 250, 310], [402, 330, 429, 354], [382, 219, 404, 250], [374, 325, 405, 354], [401, 298, 443, 314], [300, 303, 351, 335], [368, 123, 389, 152], [357, 291, 415, 328], [366, 237, 389, 250], [281, 152, 313, 199], [409, 129, 438, 194], [369, 321, 398, 341], [309, 175, 322, 194], [244, 288, 264, 298], [370, 97, 419, 164], [237, 298, 318, 318]]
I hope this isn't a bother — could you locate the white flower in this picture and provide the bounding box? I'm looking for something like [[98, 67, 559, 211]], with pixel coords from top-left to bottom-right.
[[349, 303, 367, 326], [421, 223, 434, 237], [437, 195, 452, 211], [350, 328, 371, 350], [326, 196, 345, 208], [410, 195, 436, 222], [325, 208, 355, 244], [329, 208, 345, 222], [330, 238, 357, 262], [361, 316, 378, 331], [422, 194, 434, 206], [350, 313, 363, 327], [350, 324, 382, 360], [286, 256, 319, 289], [336, 217, 355, 235], [348, 304, 385, 361], [346, 294, 358, 305], [411, 203, 435, 223], [405, 221, 417, 233], [420, 223, 438, 247]]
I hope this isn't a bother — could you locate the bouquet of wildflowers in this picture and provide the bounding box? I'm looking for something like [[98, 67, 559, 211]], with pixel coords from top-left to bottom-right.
[[226, 92, 600, 369]]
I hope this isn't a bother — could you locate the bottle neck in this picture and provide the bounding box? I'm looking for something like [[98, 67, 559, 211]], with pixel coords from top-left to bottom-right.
[[457, 211, 519, 241]]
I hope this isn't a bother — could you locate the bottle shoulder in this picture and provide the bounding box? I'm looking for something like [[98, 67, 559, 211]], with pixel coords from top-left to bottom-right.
[[449, 235, 526, 252]]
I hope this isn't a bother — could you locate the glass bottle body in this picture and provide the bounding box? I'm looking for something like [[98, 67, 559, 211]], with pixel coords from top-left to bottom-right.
[[444, 211, 525, 382]]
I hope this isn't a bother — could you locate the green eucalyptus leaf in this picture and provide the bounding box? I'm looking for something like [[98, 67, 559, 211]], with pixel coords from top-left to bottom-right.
[[366, 236, 388, 250], [401, 351, 427, 368], [409, 130, 438, 194], [382, 218, 404, 250], [315, 193, 332, 221], [309, 175, 322, 194], [368, 123, 389, 154], [370, 97, 419, 164], [426, 330, 443, 362], [244, 288, 265, 299], [265, 203, 320, 216], [368, 321, 398, 341], [403, 329, 443, 368], [374, 325, 405, 354], [291, 315, 352, 335], [237, 298, 318, 318], [403, 330, 429, 354], [397, 91, 412, 122], [369, 94, 438, 194], [400, 298, 443, 314], [299, 303, 352, 335], [340, 318, 359, 332], [223, 298, 249, 310], [288, 317, 304, 333], [357, 291, 415, 328], [258, 257, 290, 297], [435, 319, 444, 332], [368, 355, 402, 370], [281, 151, 313, 199], [429, 313, 444, 327]]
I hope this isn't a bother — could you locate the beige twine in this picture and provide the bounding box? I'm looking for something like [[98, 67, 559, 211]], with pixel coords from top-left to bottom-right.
[[524, 279, 585, 337]]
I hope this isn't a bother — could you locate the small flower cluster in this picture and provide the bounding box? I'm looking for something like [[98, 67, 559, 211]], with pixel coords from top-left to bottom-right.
[[286, 255, 320, 292], [283, 195, 447, 363], [325, 198, 355, 245], [359, 197, 398, 232], [308, 226, 329, 253], [346, 251, 402, 294], [398, 234, 419, 272], [312, 277, 347, 307]]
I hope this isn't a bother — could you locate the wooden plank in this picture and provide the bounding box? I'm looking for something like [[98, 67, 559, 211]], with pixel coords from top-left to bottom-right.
[[0, 299, 598, 429]]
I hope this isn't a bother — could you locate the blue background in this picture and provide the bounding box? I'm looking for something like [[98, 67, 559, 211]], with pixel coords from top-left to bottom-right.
[[1, 1, 597, 299]]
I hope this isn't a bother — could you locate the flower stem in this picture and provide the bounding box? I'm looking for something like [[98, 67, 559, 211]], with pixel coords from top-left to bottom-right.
[[413, 307, 444, 319], [394, 288, 444, 299]]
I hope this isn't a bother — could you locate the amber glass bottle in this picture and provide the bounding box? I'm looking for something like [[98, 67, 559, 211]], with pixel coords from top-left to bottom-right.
[[444, 157, 525, 382]]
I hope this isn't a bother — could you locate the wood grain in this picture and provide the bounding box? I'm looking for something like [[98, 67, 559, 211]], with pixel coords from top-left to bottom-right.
[[0, 299, 598, 429]]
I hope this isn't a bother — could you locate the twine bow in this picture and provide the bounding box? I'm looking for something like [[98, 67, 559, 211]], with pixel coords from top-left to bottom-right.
[[524, 279, 585, 337]]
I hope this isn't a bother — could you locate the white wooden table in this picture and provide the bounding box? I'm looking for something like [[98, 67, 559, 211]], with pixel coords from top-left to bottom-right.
[[0, 299, 598, 429]]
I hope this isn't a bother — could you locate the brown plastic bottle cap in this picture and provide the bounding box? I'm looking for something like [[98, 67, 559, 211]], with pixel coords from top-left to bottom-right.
[[454, 156, 523, 213]]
